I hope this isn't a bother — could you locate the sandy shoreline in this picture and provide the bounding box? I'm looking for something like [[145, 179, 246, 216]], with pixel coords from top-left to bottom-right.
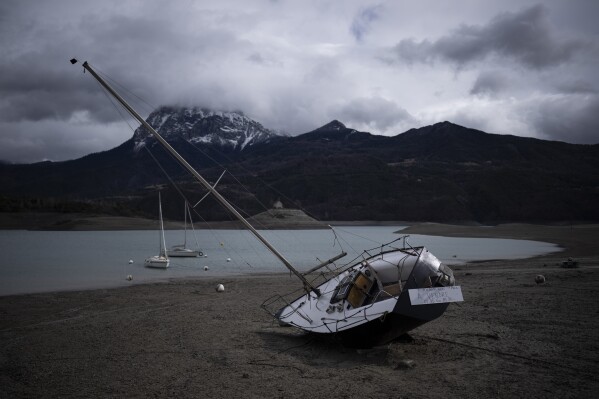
[[0, 212, 331, 231], [401, 222, 599, 258], [2, 223, 598, 398]]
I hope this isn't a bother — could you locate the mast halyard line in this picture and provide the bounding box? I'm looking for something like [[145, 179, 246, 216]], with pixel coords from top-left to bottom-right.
[[78, 60, 320, 296], [159, 192, 167, 258]]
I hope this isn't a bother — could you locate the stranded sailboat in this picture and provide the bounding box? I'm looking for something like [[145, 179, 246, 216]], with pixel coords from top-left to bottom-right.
[[73, 59, 462, 347]]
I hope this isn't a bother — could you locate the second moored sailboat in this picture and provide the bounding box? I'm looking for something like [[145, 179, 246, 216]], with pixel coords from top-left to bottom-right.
[[167, 202, 204, 258]]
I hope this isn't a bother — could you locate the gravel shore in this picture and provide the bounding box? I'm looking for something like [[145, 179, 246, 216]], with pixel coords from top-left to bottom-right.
[[1, 223, 598, 398]]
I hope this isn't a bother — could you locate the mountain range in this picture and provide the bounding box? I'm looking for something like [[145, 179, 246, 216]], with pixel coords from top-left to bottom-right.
[[135, 107, 279, 151], [1, 107, 597, 223]]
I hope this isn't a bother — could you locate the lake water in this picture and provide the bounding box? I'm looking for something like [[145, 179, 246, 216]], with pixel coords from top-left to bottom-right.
[[0, 226, 560, 296]]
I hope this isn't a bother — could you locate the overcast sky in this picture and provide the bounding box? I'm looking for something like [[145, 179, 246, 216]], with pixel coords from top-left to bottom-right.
[[1, 0, 598, 163]]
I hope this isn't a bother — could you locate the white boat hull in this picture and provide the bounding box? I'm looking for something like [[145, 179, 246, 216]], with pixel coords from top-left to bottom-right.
[[269, 246, 461, 347], [167, 248, 201, 257], [144, 256, 170, 268]]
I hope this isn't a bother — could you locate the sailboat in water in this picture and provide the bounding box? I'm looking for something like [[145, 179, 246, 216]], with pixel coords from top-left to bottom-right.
[[73, 59, 463, 348], [168, 202, 203, 257], [144, 192, 170, 268]]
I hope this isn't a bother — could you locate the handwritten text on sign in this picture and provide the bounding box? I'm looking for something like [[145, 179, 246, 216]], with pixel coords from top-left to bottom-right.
[[409, 286, 464, 305]]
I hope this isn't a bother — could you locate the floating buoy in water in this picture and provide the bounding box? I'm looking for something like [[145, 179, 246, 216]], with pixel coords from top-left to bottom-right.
[[220, 242, 224, 247], [226, 258, 231, 262], [216, 284, 225, 292], [204, 266, 209, 271], [535, 275, 546, 284], [126, 274, 133, 281], [128, 259, 134, 264]]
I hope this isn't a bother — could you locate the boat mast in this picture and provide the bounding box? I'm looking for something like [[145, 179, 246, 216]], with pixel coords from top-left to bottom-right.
[[76, 60, 320, 296], [159, 192, 167, 258], [183, 201, 187, 248]]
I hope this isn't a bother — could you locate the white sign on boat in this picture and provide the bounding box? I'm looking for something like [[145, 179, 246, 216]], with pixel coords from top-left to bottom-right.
[[409, 286, 464, 305]]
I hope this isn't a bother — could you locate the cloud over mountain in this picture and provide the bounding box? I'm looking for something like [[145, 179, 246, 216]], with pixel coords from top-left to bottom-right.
[[392, 5, 586, 69], [0, 0, 598, 163]]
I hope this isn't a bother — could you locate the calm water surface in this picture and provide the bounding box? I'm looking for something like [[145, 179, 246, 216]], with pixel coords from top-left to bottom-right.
[[0, 226, 560, 296]]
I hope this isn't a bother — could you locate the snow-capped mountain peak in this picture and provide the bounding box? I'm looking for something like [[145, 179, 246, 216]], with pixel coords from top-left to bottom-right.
[[133, 106, 278, 151]]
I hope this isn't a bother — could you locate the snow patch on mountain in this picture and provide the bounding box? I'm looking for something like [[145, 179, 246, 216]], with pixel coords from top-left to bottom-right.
[[133, 106, 278, 151]]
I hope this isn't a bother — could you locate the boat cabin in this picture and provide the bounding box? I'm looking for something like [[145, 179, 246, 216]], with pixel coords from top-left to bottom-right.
[[328, 248, 453, 310]]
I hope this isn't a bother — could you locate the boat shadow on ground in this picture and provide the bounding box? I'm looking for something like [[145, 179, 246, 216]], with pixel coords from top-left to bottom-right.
[[254, 328, 405, 368]]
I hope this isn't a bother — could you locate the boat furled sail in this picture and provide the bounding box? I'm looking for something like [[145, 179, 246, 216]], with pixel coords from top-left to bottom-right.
[[73, 59, 462, 347], [144, 192, 170, 269]]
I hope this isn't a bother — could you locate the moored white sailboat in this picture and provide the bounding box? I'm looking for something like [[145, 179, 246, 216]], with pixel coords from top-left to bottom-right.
[[167, 202, 203, 257], [73, 59, 462, 348], [144, 192, 170, 268]]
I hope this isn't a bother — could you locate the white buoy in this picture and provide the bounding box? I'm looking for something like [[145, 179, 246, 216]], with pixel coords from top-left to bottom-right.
[[216, 284, 225, 292], [226, 258, 231, 262], [126, 274, 133, 281], [204, 266, 209, 271], [535, 275, 546, 284], [128, 259, 134, 264]]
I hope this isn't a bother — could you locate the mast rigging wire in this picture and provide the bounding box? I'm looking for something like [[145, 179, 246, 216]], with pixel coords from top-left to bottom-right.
[[92, 74, 259, 267], [86, 62, 315, 285], [90, 62, 325, 235]]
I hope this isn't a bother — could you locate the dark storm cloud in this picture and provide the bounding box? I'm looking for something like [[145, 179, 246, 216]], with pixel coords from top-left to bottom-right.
[[0, 4, 248, 124], [350, 5, 382, 42], [0, 49, 126, 124], [247, 53, 267, 64], [1, 0, 598, 163], [334, 97, 415, 132], [0, 59, 140, 125], [0, 19, 140, 123], [392, 5, 585, 69], [0, 118, 130, 164], [528, 94, 599, 144], [246, 52, 282, 68], [470, 72, 509, 96], [555, 80, 597, 95]]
